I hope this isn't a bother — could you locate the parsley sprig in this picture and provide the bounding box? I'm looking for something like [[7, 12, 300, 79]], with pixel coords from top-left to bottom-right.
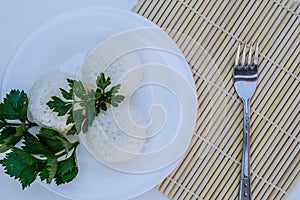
[[0, 90, 79, 189], [47, 72, 124, 135], [0, 73, 124, 189], [0, 90, 33, 153]]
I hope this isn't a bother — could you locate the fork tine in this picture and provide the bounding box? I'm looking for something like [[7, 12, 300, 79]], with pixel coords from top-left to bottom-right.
[[241, 44, 246, 67], [235, 43, 240, 68], [248, 42, 252, 66], [254, 43, 259, 66]]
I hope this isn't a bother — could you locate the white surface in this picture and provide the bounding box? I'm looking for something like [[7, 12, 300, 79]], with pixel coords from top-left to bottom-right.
[[131, 189, 169, 200], [0, 1, 170, 200], [0, 0, 138, 90]]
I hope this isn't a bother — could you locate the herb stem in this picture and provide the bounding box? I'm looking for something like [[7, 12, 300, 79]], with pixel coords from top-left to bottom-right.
[[55, 141, 79, 158], [4, 120, 38, 128]]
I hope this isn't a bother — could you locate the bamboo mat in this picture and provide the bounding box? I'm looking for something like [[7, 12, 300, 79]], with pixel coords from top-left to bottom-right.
[[134, 0, 300, 199]]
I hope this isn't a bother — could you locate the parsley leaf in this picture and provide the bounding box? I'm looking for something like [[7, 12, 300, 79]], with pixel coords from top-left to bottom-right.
[[0, 124, 26, 153], [20, 164, 41, 189], [45, 155, 58, 184], [0, 129, 79, 189], [0, 90, 80, 189], [0, 90, 28, 120], [0, 90, 36, 153], [47, 72, 124, 134], [37, 128, 73, 154], [47, 96, 72, 117], [60, 79, 74, 100], [95, 73, 125, 112], [39, 168, 50, 182], [0, 147, 42, 189], [22, 133, 52, 155], [55, 167, 78, 185], [55, 150, 78, 185]]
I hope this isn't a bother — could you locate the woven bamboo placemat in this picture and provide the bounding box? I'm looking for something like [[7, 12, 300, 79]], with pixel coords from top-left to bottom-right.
[[134, 0, 300, 199]]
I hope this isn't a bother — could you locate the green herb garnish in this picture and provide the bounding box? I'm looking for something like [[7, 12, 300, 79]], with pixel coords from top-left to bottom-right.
[[0, 90, 32, 153], [0, 90, 79, 189], [47, 72, 125, 135], [0, 73, 124, 189]]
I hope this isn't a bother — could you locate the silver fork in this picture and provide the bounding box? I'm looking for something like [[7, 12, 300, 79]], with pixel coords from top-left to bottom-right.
[[234, 43, 259, 200]]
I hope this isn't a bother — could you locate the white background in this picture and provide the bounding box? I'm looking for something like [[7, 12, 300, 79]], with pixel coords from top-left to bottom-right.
[[0, 0, 139, 89], [0, 0, 299, 199]]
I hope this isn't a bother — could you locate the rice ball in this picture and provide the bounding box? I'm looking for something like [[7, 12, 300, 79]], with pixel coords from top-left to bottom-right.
[[78, 45, 144, 100], [27, 70, 73, 134], [82, 104, 148, 163]]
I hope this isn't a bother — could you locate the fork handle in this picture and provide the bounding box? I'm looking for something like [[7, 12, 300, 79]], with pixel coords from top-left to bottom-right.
[[240, 98, 252, 200]]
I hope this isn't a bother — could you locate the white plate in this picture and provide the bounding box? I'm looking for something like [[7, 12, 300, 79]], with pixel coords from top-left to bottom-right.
[[1, 7, 197, 200], [77, 27, 197, 173]]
